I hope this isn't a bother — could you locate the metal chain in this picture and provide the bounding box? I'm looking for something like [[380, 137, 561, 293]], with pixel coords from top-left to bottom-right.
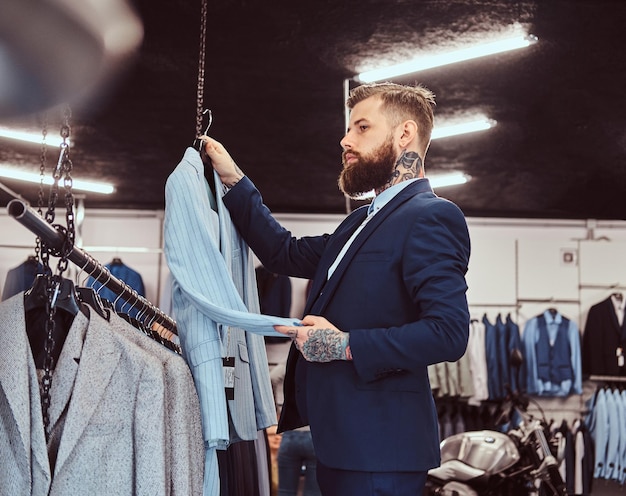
[[40, 104, 75, 439], [58, 105, 75, 276], [41, 284, 57, 438], [195, 0, 208, 139], [35, 114, 48, 262]]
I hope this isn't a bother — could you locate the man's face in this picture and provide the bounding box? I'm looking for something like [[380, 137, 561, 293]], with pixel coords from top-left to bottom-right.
[[339, 96, 399, 198]]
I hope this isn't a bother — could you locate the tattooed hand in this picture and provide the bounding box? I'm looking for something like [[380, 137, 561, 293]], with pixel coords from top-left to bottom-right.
[[274, 315, 352, 362]]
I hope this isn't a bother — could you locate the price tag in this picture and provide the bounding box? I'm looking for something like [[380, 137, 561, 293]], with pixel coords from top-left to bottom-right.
[[223, 357, 235, 400]]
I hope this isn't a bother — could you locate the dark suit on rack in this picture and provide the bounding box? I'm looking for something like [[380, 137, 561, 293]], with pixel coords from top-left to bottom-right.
[[224, 176, 470, 474], [1, 257, 43, 301], [582, 296, 626, 376]]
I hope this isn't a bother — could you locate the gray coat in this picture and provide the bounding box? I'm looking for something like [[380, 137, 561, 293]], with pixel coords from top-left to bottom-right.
[[0, 293, 168, 495]]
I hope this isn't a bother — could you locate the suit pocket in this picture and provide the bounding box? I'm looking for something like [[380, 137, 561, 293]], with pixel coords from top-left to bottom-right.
[[356, 370, 428, 393], [237, 341, 249, 363], [352, 250, 391, 262], [84, 421, 123, 437], [187, 338, 221, 365]]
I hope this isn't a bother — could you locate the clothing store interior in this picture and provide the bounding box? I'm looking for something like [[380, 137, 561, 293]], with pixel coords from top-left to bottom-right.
[[1, 0, 626, 495]]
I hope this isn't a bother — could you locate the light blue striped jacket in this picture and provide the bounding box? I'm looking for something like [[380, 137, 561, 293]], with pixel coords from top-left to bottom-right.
[[164, 147, 299, 448]]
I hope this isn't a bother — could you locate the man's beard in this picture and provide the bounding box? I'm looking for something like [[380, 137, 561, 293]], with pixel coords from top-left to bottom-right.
[[338, 136, 397, 199]]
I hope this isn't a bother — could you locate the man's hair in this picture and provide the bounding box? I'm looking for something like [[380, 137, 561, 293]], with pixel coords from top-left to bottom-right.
[[347, 82, 436, 153]]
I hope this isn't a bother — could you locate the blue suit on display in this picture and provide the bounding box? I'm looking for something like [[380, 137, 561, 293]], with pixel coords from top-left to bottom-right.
[[223, 175, 470, 474]]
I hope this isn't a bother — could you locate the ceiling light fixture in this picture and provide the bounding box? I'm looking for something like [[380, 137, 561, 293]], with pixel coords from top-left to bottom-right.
[[0, 166, 115, 194], [0, 127, 67, 147], [432, 118, 496, 140], [357, 31, 538, 83], [428, 172, 471, 188]]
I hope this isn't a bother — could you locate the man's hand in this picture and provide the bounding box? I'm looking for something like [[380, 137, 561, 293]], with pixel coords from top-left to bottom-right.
[[274, 315, 352, 362], [199, 135, 244, 188]]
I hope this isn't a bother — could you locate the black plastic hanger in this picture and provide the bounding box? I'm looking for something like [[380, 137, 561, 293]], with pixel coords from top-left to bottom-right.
[[77, 286, 110, 321], [24, 274, 83, 316]]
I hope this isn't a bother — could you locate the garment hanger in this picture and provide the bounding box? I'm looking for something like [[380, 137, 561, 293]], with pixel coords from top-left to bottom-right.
[[24, 274, 83, 316], [194, 109, 213, 151], [77, 285, 105, 313], [76, 256, 110, 321], [93, 267, 115, 310]]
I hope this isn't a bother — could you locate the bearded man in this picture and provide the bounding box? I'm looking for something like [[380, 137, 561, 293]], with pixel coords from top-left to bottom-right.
[[201, 82, 471, 496]]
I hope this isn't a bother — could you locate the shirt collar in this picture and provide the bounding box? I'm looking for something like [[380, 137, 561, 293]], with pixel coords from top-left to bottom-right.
[[368, 178, 421, 216], [543, 309, 562, 324]]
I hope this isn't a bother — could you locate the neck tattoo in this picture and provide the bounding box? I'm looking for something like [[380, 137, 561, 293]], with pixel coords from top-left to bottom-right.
[[378, 150, 422, 194]]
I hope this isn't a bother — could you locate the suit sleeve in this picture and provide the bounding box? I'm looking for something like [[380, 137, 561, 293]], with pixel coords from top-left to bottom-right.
[[164, 160, 299, 335], [223, 176, 328, 279], [349, 199, 471, 380]]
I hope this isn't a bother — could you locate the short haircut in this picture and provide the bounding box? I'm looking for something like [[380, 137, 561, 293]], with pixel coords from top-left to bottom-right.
[[347, 82, 436, 153]]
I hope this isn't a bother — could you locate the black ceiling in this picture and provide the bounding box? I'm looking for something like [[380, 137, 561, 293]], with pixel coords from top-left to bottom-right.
[[1, 0, 626, 220]]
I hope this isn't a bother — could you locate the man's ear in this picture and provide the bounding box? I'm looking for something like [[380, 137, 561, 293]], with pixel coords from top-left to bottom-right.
[[398, 120, 418, 148]]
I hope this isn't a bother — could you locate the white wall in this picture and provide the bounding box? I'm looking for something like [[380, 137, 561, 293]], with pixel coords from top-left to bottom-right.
[[3, 207, 626, 329], [4, 205, 625, 419], [0, 206, 166, 307]]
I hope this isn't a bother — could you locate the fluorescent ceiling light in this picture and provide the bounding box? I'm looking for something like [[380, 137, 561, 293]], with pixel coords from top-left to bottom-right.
[[357, 32, 538, 83], [432, 118, 496, 140], [0, 127, 68, 147], [428, 172, 471, 188], [0, 166, 114, 194]]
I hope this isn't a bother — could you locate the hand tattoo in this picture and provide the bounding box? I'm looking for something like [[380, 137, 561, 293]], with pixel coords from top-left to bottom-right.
[[299, 328, 350, 362]]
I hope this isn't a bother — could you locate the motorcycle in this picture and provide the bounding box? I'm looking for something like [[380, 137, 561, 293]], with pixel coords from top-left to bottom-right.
[[425, 351, 568, 496]]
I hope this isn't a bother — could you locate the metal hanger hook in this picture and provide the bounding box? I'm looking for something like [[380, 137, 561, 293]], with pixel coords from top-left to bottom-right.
[[195, 109, 213, 150]]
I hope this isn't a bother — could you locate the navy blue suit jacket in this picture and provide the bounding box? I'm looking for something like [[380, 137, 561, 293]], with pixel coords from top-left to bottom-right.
[[224, 176, 470, 472]]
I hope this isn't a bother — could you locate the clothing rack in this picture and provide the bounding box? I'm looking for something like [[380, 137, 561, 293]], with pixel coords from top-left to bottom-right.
[[7, 199, 177, 333], [516, 297, 580, 304], [579, 283, 626, 291], [588, 375, 626, 383]]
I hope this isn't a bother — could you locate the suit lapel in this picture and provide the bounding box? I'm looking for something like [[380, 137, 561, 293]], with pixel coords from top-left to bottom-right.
[[0, 294, 51, 481], [54, 310, 121, 475], [47, 311, 89, 437], [605, 297, 625, 337], [304, 206, 369, 315], [309, 179, 432, 315]]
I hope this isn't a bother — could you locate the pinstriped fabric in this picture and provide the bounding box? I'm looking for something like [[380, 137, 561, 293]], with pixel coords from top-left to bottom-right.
[[164, 149, 298, 336], [216, 194, 279, 434], [164, 148, 299, 495], [203, 448, 219, 496]]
